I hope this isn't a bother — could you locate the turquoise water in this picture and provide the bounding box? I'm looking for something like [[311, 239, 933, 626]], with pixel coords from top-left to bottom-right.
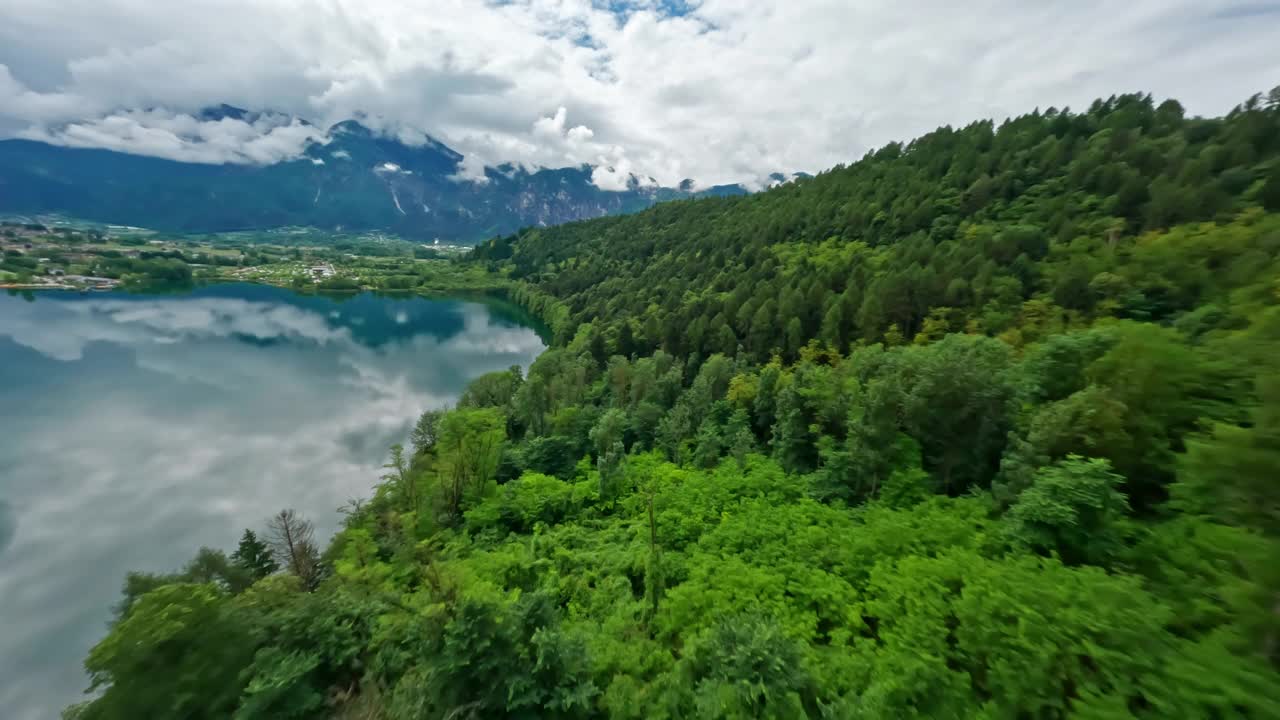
[[0, 284, 545, 720]]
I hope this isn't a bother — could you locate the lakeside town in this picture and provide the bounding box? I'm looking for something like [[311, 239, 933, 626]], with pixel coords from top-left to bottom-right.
[[1, 219, 503, 294]]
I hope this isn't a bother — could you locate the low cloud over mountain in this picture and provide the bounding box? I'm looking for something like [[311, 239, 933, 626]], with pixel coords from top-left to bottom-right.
[[0, 112, 750, 240], [1, 1, 1276, 190]]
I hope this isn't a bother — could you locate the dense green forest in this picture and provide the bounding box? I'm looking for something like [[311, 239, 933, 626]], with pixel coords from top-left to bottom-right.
[[70, 91, 1280, 719]]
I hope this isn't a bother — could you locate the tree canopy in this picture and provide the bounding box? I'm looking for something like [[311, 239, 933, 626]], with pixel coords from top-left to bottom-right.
[[69, 89, 1280, 719]]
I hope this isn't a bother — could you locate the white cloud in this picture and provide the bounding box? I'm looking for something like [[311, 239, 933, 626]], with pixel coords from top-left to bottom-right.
[[14, 107, 326, 165], [0, 64, 90, 122], [0, 0, 1277, 185], [0, 297, 348, 361], [449, 151, 491, 183]]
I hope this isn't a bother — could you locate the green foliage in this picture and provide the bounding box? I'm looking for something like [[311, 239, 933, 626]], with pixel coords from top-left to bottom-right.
[[77, 584, 254, 720], [434, 407, 507, 522], [1262, 163, 1280, 211], [857, 550, 1173, 717], [1007, 455, 1130, 565], [672, 614, 815, 719], [385, 592, 598, 719], [411, 408, 445, 454], [465, 472, 585, 535], [113, 547, 254, 619], [475, 93, 1280, 363], [459, 366, 524, 411], [894, 334, 1019, 492], [1172, 374, 1280, 536], [1083, 322, 1239, 504], [232, 530, 279, 580], [72, 92, 1280, 719]]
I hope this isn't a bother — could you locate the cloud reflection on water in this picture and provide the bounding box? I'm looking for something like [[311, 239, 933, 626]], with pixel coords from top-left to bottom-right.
[[0, 286, 544, 720]]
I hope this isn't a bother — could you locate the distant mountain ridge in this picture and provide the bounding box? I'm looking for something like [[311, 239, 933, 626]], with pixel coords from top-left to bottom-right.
[[0, 106, 760, 242]]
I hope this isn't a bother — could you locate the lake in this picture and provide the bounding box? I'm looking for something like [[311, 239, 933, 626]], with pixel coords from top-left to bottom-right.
[[0, 283, 547, 720]]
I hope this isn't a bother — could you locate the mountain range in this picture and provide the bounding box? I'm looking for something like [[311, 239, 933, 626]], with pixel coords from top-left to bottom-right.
[[0, 105, 781, 242]]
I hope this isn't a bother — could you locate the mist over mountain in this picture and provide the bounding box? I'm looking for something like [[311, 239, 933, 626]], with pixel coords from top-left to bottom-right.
[[0, 106, 753, 241]]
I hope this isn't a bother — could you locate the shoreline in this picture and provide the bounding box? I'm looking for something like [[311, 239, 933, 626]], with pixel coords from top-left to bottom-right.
[[5, 276, 557, 344]]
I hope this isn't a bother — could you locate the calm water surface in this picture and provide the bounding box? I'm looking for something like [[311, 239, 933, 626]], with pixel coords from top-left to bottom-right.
[[0, 283, 545, 720]]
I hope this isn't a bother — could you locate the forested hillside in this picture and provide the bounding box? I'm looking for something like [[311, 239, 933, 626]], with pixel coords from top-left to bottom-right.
[[71, 91, 1280, 719]]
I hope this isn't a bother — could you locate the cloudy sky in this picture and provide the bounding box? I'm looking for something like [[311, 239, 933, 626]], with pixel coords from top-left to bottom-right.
[[0, 0, 1277, 187]]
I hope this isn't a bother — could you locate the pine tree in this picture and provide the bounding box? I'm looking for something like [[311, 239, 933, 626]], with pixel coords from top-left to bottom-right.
[[771, 385, 816, 474], [230, 529, 278, 580]]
